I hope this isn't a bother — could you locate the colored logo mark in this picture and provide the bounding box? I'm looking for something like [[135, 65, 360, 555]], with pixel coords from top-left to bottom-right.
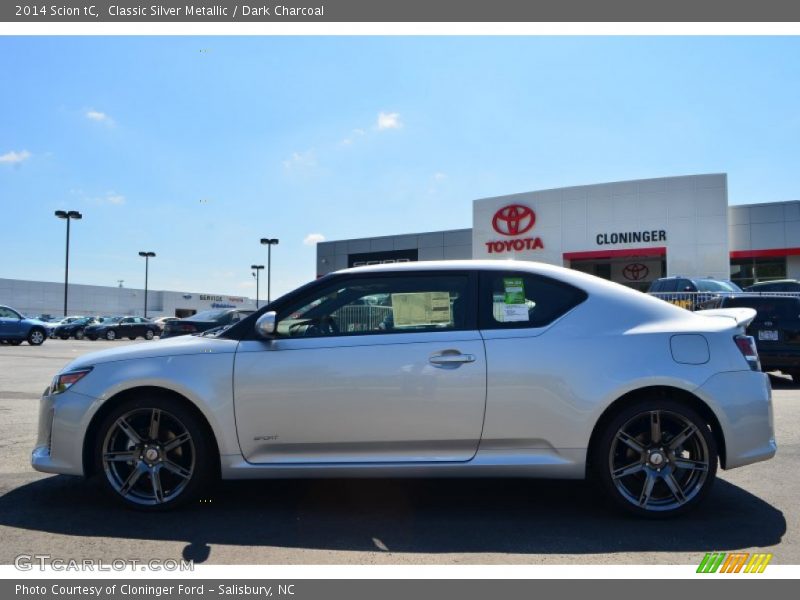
[[696, 552, 773, 573]]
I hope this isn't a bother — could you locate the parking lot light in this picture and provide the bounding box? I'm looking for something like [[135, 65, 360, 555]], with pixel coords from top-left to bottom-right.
[[260, 238, 279, 304], [138, 251, 156, 318], [251, 264, 264, 308], [54, 210, 82, 317]]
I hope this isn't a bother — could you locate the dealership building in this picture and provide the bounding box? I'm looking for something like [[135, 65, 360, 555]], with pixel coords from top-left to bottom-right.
[[0, 278, 255, 320], [316, 173, 800, 291]]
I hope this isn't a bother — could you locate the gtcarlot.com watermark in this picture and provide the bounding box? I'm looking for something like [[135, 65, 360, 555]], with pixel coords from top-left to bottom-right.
[[14, 554, 193, 571]]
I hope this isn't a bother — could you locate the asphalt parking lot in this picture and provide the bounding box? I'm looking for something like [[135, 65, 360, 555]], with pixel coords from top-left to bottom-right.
[[0, 339, 797, 565]]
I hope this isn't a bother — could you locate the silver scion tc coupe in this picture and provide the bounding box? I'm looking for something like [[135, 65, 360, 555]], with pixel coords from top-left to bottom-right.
[[32, 261, 776, 516]]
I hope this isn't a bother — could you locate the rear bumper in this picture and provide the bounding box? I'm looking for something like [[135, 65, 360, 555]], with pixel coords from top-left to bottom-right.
[[695, 370, 776, 469]]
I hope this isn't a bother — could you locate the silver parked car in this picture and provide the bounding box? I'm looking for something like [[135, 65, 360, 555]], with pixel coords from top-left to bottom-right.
[[32, 261, 776, 516]]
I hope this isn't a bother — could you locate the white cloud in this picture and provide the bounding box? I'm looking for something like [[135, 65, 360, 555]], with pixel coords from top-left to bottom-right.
[[86, 110, 113, 124], [340, 128, 366, 146], [377, 111, 402, 130], [303, 233, 326, 246], [283, 150, 317, 171], [0, 150, 31, 164], [87, 191, 125, 206], [433, 172, 447, 181]]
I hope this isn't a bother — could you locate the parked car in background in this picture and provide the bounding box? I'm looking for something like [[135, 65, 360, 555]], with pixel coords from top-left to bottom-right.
[[648, 276, 742, 310], [744, 279, 800, 293], [84, 316, 160, 341], [0, 305, 49, 345], [48, 315, 86, 338], [53, 316, 101, 340], [33, 261, 776, 516], [160, 308, 255, 338], [701, 294, 800, 380], [151, 316, 179, 334]]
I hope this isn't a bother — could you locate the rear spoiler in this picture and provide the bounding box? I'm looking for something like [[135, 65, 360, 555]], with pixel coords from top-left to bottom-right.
[[695, 307, 757, 328]]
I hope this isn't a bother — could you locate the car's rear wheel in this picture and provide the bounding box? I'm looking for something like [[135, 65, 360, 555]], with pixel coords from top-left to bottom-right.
[[74, 328, 85, 340], [594, 398, 717, 518], [105, 330, 116, 341], [93, 395, 212, 510], [145, 330, 154, 340], [27, 328, 46, 346]]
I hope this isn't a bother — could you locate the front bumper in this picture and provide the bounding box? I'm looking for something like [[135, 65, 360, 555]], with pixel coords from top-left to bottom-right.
[[695, 370, 777, 469], [30, 388, 94, 477]]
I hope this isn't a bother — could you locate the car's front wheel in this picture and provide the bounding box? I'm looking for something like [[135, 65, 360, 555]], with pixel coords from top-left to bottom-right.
[[27, 328, 46, 346], [594, 398, 717, 518], [145, 329, 155, 340], [105, 330, 116, 341], [74, 328, 85, 340], [93, 395, 213, 510]]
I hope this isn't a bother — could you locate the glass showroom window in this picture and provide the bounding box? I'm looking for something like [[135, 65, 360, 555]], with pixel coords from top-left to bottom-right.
[[730, 257, 787, 288]]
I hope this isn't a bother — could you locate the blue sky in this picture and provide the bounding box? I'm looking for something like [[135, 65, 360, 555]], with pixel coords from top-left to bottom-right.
[[1, 36, 799, 298]]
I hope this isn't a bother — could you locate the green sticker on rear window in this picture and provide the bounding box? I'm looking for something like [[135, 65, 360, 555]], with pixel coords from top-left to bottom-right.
[[503, 277, 525, 304]]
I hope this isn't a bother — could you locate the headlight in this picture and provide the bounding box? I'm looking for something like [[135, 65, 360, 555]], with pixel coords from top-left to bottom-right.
[[50, 368, 93, 395]]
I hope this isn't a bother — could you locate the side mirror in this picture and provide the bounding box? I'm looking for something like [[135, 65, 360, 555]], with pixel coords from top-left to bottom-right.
[[255, 311, 277, 338]]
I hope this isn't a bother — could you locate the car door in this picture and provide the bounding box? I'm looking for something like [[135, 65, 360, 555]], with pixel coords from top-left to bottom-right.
[[0, 307, 23, 339], [233, 271, 487, 464], [118, 317, 135, 336]]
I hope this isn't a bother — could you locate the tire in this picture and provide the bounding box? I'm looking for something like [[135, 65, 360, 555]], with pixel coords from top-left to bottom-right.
[[145, 330, 155, 340], [93, 393, 213, 510], [74, 329, 85, 340], [27, 328, 46, 346], [593, 397, 717, 518], [105, 330, 117, 341]]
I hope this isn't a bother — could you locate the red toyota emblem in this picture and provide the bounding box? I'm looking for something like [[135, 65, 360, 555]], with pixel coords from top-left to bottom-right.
[[622, 263, 649, 281], [492, 204, 536, 236]]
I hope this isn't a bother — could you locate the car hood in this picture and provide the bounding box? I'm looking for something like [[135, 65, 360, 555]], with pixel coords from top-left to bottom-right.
[[62, 334, 239, 371]]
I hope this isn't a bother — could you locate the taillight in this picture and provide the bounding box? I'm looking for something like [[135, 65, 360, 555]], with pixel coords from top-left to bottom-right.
[[734, 335, 761, 371]]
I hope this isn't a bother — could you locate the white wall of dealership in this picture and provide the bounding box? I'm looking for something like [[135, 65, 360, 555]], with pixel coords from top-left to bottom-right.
[[0, 278, 255, 319]]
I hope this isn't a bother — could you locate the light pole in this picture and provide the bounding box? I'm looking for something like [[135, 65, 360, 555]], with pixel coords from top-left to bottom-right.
[[260, 238, 279, 304], [138, 251, 156, 317], [54, 210, 82, 317], [251, 265, 264, 308]]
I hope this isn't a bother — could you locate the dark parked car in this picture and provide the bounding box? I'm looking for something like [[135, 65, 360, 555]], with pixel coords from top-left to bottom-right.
[[703, 294, 800, 380], [84, 316, 160, 341], [53, 316, 102, 340], [744, 279, 800, 293], [160, 308, 255, 338], [648, 276, 742, 310], [0, 305, 49, 346]]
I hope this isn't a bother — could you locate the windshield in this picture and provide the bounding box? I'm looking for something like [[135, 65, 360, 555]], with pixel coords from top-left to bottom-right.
[[74, 317, 94, 325], [103, 317, 123, 323], [695, 280, 742, 292], [187, 310, 229, 322]]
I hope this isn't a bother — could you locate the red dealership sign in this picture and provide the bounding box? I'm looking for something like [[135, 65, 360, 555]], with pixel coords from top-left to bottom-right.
[[486, 204, 544, 254]]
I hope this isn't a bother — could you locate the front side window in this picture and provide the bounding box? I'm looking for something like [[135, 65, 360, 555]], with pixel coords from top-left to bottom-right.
[[480, 272, 587, 329], [0, 307, 20, 319], [276, 275, 471, 338]]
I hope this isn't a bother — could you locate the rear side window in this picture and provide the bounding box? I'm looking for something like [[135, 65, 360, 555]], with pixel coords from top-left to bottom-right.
[[479, 272, 587, 329]]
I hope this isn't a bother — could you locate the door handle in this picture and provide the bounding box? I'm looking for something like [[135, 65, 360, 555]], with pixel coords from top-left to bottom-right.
[[429, 352, 476, 365]]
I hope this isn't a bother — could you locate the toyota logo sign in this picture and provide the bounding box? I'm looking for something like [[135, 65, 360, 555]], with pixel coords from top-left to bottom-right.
[[622, 263, 649, 281], [492, 204, 536, 236]]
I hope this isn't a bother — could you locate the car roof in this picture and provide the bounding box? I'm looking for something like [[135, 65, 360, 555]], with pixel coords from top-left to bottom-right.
[[748, 279, 800, 285]]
